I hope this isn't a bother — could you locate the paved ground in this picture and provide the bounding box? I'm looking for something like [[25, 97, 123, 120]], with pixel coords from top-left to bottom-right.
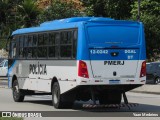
[[0, 88, 160, 111], [132, 84, 160, 94], [0, 79, 8, 88], [0, 88, 160, 120], [0, 79, 160, 119]]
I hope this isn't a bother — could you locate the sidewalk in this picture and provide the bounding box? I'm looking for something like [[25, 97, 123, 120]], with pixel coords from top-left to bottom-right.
[[131, 84, 160, 94], [0, 77, 8, 88]]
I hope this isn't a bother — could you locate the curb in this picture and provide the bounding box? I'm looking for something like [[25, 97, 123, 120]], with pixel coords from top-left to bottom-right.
[[130, 84, 160, 95], [0, 79, 8, 89], [130, 90, 160, 95], [0, 86, 8, 89]]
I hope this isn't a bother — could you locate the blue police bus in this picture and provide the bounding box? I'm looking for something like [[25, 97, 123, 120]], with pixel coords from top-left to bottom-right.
[[8, 17, 146, 108]]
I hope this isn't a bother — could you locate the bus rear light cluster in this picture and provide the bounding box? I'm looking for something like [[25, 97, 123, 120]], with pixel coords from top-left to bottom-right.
[[140, 61, 146, 77], [78, 60, 89, 78]]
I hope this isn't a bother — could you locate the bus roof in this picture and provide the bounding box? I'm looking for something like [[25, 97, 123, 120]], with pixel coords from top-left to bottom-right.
[[12, 17, 139, 35]]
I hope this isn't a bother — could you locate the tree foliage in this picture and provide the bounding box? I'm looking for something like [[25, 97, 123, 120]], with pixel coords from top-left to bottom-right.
[[0, 0, 13, 37], [83, 0, 160, 60], [0, 0, 40, 48], [131, 0, 160, 61], [0, 0, 82, 49], [38, 0, 82, 23], [82, 0, 133, 19], [17, 0, 40, 27], [0, 0, 160, 61], [0, 0, 40, 37]]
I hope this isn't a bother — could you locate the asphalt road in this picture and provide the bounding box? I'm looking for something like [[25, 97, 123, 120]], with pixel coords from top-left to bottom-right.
[[0, 88, 160, 111], [0, 80, 160, 119]]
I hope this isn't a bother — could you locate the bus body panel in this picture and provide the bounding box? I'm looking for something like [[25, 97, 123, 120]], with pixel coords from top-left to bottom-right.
[[77, 60, 146, 85], [89, 48, 140, 79], [76, 21, 146, 87], [8, 60, 78, 93], [90, 60, 138, 79]]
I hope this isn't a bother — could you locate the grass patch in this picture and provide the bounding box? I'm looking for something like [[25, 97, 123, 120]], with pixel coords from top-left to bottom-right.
[[0, 117, 23, 120]]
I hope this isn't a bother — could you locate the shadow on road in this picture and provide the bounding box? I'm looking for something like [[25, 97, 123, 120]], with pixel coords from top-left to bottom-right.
[[23, 99, 160, 112], [24, 100, 52, 106], [73, 103, 160, 112]]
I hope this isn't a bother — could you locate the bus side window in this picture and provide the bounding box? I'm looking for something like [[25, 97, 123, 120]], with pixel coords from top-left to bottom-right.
[[23, 35, 28, 58], [67, 31, 72, 44], [19, 36, 24, 58], [24, 36, 28, 47], [10, 36, 19, 58], [32, 35, 37, 58], [48, 32, 59, 58], [11, 42, 16, 58], [49, 33, 56, 45], [55, 33, 60, 42], [28, 48, 32, 58], [37, 34, 47, 58], [60, 32, 71, 44], [27, 35, 33, 58], [43, 33, 48, 45], [28, 35, 33, 47], [38, 34, 43, 45], [37, 47, 47, 58], [60, 31, 72, 58], [33, 35, 37, 46], [73, 30, 77, 58]]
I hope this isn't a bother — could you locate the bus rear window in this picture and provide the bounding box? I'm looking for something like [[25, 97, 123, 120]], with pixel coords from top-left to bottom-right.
[[87, 26, 139, 44]]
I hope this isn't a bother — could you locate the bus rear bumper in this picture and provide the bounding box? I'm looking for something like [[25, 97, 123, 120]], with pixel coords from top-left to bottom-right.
[[77, 77, 146, 85]]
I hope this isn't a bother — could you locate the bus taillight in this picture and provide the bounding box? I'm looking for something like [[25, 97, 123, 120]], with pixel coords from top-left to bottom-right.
[[78, 60, 89, 78], [140, 61, 146, 77]]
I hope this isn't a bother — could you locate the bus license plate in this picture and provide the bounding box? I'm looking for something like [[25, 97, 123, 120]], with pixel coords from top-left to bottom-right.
[[109, 80, 120, 84]]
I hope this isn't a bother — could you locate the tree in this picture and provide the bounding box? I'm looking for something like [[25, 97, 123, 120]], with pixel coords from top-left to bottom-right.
[[0, 0, 24, 29], [0, 0, 24, 38], [0, 0, 39, 49], [0, 0, 13, 37], [38, 0, 82, 23], [82, 0, 133, 19], [0, 0, 14, 49], [17, 0, 40, 27], [131, 0, 160, 61]]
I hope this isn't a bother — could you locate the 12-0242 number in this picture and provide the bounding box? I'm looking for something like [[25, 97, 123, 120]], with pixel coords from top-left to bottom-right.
[[90, 50, 108, 54]]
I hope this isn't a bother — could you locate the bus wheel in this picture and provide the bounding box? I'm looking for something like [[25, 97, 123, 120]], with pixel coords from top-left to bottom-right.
[[12, 80, 25, 102], [99, 92, 122, 104], [52, 82, 74, 109], [52, 82, 63, 109]]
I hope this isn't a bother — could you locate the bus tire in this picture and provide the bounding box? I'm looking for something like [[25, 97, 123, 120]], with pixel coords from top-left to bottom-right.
[[52, 82, 74, 109], [99, 92, 122, 104], [52, 82, 63, 109], [12, 80, 25, 102]]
